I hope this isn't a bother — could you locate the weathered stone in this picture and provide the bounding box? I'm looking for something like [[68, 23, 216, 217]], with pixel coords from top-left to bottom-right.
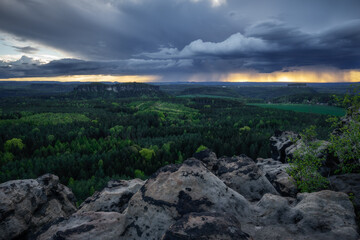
[[195, 150, 279, 201], [256, 158, 297, 197], [7, 159, 359, 240], [270, 131, 335, 175], [270, 130, 299, 162], [329, 174, 360, 213], [294, 191, 358, 239], [34, 211, 126, 240], [0, 174, 76, 240], [161, 212, 253, 240], [78, 178, 144, 213], [119, 159, 253, 239], [246, 191, 359, 240]]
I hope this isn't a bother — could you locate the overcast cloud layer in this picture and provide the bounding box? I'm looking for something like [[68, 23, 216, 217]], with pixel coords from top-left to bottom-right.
[[0, 0, 359, 79]]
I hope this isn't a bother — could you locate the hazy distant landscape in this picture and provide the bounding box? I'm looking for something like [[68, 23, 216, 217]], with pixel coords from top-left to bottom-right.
[[1, 0, 360, 239], [0, 81, 353, 202]]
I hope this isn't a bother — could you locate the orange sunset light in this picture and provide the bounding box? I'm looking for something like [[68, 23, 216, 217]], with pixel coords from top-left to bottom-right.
[[223, 70, 360, 83]]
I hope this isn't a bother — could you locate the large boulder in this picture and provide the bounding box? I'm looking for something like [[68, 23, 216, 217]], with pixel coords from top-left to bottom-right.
[[249, 190, 359, 240], [194, 150, 279, 201], [78, 179, 144, 213], [121, 159, 253, 239], [0, 174, 77, 240], [294, 191, 358, 239], [329, 174, 360, 215], [161, 212, 253, 240], [33, 211, 126, 240], [256, 158, 297, 197]]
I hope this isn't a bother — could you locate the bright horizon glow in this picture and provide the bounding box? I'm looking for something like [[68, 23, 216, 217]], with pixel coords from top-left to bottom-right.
[[0, 75, 162, 82], [222, 69, 360, 83], [0, 70, 359, 83]]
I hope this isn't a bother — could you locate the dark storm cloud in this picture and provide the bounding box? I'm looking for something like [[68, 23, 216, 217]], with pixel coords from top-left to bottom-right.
[[0, 0, 237, 60], [12, 46, 39, 54], [0, 0, 359, 78], [140, 19, 360, 72], [0, 57, 193, 78]]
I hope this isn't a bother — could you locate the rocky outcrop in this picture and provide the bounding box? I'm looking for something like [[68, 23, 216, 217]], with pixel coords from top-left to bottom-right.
[[331, 108, 360, 170], [270, 130, 299, 162], [0, 174, 76, 240], [162, 212, 252, 240], [120, 159, 253, 239], [256, 158, 297, 197], [193, 150, 278, 201], [270, 130, 336, 175], [34, 159, 359, 240], [34, 211, 126, 240], [251, 190, 359, 240], [333, 107, 360, 136], [35, 159, 253, 239], [330, 174, 360, 213], [270, 130, 330, 162], [2, 153, 359, 240], [73, 82, 165, 98], [78, 179, 144, 213]]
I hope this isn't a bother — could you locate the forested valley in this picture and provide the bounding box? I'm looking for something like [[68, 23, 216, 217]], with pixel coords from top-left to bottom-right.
[[0, 83, 348, 204]]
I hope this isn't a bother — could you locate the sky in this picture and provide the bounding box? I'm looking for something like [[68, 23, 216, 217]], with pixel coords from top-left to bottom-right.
[[0, 0, 360, 82]]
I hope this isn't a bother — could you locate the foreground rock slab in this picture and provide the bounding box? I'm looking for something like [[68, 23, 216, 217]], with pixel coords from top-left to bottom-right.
[[256, 158, 297, 197], [122, 159, 253, 239], [162, 212, 253, 240], [6, 159, 359, 240], [249, 190, 359, 240], [78, 178, 145, 213], [34, 211, 126, 240], [0, 174, 76, 240], [330, 173, 360, 215], [194, 150, 278, 201]]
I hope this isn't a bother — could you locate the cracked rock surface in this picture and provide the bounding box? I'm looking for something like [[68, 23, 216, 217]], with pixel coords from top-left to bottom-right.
[[0, 174, 76, 240], [1, 155, 359, 240], [78, 178, 144, 213]]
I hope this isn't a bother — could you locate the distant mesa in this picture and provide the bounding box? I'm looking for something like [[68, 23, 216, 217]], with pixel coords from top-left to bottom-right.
[[287, 83, 307, 87], [73, 82, 166, 98], [179, 86, 241, 98]]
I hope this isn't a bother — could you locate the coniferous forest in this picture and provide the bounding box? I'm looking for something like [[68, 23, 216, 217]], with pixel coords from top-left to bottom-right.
[[0, 85, 338, 203]]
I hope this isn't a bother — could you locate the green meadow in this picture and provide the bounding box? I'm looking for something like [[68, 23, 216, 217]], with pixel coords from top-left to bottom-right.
[[248, 103, 346, 116]]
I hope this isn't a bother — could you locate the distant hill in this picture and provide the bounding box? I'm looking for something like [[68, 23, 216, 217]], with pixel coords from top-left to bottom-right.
[[72, 82, 166, 98], [0, 83, 77, 98], [232, 86, 317, 100], [272, 93, 343, 105], [178, 86, 241, 98]]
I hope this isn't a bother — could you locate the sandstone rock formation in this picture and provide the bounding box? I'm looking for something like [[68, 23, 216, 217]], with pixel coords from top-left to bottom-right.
[[270, 130, 299, 162], [33, 211, 126, 240], [73, 82, 166, 98], [162, 212, 253, 240], [0, 174, 76, 240], [270, 130, 335, 175], [78, 178, 144, 213], [1, 153, 359, 240], [330, 174, 360, 216], [33, 159, 359, 240], [256, 158, 297, 197], [120, 159, 253, 239], [193, 150, 278, 201], [251, 190, 359, 240]]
